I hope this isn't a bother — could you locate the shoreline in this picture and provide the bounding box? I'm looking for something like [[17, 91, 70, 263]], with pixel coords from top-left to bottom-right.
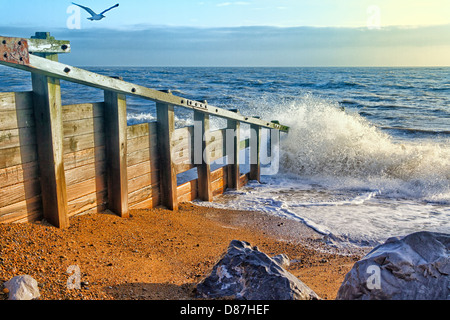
[[0, 203, 370, 300]]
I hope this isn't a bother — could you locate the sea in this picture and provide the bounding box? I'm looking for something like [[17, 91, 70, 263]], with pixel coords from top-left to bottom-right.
[[1, 66, 449, 250]]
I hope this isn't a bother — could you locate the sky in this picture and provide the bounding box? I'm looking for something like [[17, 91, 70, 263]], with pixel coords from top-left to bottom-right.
[[0, 0, 449, 66]]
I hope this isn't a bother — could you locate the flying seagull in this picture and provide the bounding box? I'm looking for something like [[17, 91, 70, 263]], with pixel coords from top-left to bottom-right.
[[72, 2, 119, 21]]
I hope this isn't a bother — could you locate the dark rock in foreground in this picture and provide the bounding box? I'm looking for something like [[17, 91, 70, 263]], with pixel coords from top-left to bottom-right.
[[196, 240, 320, 300], [337, 231, 449, 300]]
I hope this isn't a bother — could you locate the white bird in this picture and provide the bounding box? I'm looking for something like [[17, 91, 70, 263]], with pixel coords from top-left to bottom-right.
[[72, 2, 119, 21]]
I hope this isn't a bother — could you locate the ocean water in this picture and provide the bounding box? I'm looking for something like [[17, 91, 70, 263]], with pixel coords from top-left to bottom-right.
[[1, 66, 449, 249]]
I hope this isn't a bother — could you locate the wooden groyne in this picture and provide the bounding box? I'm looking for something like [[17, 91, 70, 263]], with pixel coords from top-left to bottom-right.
[[0, 32, 289, 228]]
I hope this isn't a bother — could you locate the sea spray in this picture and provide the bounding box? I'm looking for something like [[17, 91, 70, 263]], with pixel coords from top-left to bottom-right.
[[250, 94, 450, 203]]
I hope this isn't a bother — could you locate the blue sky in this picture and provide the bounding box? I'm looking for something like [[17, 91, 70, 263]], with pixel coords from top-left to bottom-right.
[[0, 1, 449, 66]]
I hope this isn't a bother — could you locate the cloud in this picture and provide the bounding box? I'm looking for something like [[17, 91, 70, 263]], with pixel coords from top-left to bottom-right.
[[1, 24, 449, 66], [217, 1, 250, 6]]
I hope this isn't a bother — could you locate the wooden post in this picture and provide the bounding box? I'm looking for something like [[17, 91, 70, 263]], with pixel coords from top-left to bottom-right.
[[194, 111, 213, 201], [157, 103, 178, 210], [30, 32, 69, 228], [249, 123, 261, 182], [226, 110, 240, 190], [104, 89, 129, 218]]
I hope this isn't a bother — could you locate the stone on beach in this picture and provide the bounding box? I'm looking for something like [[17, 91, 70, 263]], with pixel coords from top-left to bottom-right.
[[196, 240, 320, 300], [4, 275, 40, 300], [336, 231, 449, 300]]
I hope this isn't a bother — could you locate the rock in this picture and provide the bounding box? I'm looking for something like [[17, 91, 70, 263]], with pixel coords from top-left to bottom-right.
[[336, 231, 449, 300], [272, 254, 290, 269], [196, 240, 320, 300], [4, 275, 40, 300]]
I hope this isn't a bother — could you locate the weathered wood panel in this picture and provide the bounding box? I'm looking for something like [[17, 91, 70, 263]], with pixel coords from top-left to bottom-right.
[[0, 92, 33, 111], [67, 190, 107, 218], [128, 183, 159, 206], [127, 160, 158, 180], [177, 180, 198, 203], [0, 162, 39, 188], [62, 102, 107, 218], [62, 103, 104, 122], [65, 161, 106, 186], [0, 178, 41, 209], [63, 131, 105, 154], [0, 195, 42, 223], [0, 126, 36, 150], [66, 175, 107, 203], [0, 91, 41, 224], [63, 146, 106, 171], [127, 122, 157, 140], [0, 144, 38, 169], [129, 192, 160, 210], [128, 170, 159, 194], [63, 116, 104, 137]]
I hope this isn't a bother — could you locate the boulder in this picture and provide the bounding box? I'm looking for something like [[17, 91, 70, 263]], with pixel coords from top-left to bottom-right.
[[196, 240, 320, 300], [4, 275, 40, 300], [337, 231, 449, 300]]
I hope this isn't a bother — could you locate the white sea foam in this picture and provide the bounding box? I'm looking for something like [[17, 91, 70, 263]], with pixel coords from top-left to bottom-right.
[[199, 94, 450, 248]]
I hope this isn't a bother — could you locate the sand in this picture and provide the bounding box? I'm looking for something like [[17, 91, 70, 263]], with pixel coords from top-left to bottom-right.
[[0, 203, 369, 300]]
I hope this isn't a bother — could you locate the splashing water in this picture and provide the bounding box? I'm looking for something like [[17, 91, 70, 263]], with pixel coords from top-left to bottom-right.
[[205, 94, 450, 248]]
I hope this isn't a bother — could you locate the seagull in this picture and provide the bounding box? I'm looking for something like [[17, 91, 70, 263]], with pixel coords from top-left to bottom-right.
[[72, 2, 119, 21]]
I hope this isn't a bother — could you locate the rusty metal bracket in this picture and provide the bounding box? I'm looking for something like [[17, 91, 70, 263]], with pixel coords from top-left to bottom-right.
[[0, 37, 30, 66]]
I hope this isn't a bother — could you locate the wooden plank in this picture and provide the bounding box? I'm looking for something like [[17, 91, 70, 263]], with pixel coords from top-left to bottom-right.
[[0, 161, 39, 188], [128, 170, 160, 194], [212, 177, 227, 196], [211, 166, 228, 182], [0, 178, 41, 208], [177, 179, 198, 197], [0, 195, 42, 223], [249, 124, 261, 182], [0, 92, 33, 112], [0, 144, 38, 169], [62, 102, 104, 122], [226, 115, 240, 190], [129, 192, 160, 210], [127, 160, 159, 180], [0, 108, 35, 130], [127, 133, 158, 154], [63, 146, 106, 171], [127, 147, 159, 167], [128, 183, 159, 206], [177, 179, 198, 203], [0, 126, 37, 150], [67, 190, 107, 218], [156, 103, 178, 210], [66, 175, 107, 202], [194, 111, 212, 201], [28, 37, 71, 54], [63, 116, 104, 137], [104, 90, 129, 218], [0, 53, 289, 132], [31, 51, 68, 228], [65, 161, 106, 186], [0, 92, 15, 111], [239, 173, 249, 189], [63, 131, 105, 154], [127, 122, 157, 140], [174, 162, 195, 175]]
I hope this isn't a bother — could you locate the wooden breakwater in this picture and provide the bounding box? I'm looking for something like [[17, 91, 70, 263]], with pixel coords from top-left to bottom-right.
[[0, 32, 289, 228]]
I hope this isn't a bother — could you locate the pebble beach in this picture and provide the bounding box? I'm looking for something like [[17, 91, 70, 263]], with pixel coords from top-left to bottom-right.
[[0, 203, 367, 300]]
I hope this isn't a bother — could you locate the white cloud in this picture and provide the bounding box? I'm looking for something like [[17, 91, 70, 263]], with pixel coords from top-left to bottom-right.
[[217, 1, 250, 7]]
